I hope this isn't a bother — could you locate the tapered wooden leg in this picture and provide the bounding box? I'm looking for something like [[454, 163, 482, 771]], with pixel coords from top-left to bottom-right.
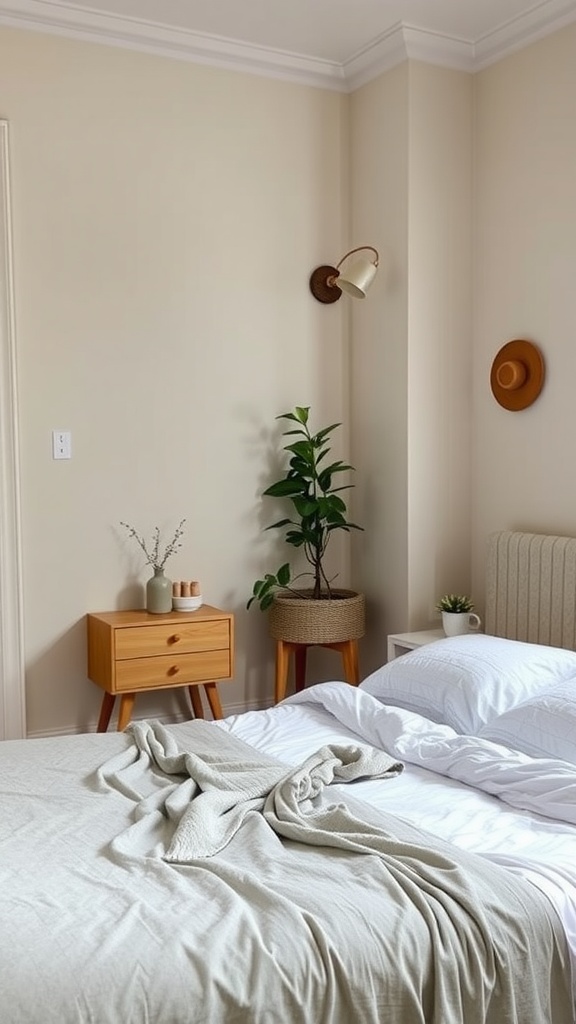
[[340, 639, 360, 685], [117, 693, 136, 731], [294, 645, 308, 692], [189, 686, 205, 719], [275, 640, 291, 704], [97, 692, 115, 733], [203, 683, 223, 720]]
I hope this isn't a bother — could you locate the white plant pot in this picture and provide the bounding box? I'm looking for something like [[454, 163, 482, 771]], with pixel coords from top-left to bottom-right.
[[442, 611, 481, 637]]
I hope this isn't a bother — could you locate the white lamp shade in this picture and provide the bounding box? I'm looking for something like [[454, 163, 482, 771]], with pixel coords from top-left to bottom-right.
[[337, 257, 378, 298]]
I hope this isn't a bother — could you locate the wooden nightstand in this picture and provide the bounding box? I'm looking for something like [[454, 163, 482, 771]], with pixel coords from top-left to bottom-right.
[[386, 628, 444, 662], [87, 606, 234, 732]]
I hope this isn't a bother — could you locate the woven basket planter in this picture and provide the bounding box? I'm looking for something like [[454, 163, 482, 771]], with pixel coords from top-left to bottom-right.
[[268, 589, 365, 645]]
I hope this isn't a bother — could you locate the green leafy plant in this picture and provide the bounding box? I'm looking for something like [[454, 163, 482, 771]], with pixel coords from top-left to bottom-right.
[[247, 406, 363, 611], [120, 519, 186, 571], [436, 593, 474, 614]]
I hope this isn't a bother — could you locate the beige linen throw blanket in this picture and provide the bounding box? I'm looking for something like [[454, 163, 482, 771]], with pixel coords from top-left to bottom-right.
[[115, 718, 404, 861], [97, 719, 572, 1024]]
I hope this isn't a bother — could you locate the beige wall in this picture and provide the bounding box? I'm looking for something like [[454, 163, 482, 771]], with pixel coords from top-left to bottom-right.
[[4, 17, 576, 736], [472, 24, 576, 615], [0, 26, 349, 735], [349, 62, 473, 674], [348, 64, 409, 673], [351, 27, 575, 660], [407, 63, 473, 629]]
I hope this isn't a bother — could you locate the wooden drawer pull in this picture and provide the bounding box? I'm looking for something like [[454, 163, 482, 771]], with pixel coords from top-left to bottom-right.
[[168, 665, 180, 676], [169, 634, 181, 645]]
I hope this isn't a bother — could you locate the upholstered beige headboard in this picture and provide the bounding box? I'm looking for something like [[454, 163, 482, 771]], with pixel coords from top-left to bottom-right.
[[485, 530, 576, 649]]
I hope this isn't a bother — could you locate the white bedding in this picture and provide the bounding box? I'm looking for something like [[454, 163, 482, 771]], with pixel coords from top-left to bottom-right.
[[2, 680, 576, 1022], [217, 682, 576, 985]]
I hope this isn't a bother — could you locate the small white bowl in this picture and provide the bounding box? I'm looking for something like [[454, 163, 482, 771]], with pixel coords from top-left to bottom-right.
[[172, 595, 203, 612]]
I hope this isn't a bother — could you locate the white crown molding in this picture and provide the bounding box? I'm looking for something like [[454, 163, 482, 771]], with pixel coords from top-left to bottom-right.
[[0, 119, 26, 741], [474, 0, 576, 69], [0, 1, 574, 89], [344, 23, 474, 91], [342, 23, 410, 91], [402, 25, 475, 70], [0, 0, 348, 90]]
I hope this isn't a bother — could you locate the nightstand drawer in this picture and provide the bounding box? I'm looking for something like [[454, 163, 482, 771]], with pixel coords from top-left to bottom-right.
[[115, 649, 232, 692], [114, 620, 230, 660]]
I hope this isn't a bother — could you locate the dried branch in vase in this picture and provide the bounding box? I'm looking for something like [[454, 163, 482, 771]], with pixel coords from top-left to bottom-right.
[[120, 519, 186, 571]]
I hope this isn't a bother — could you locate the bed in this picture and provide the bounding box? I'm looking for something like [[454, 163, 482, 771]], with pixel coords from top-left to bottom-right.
[[2, 530, 576, 1023]]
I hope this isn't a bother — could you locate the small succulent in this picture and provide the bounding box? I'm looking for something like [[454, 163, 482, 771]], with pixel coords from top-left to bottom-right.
[[436, 593, 474, 614]]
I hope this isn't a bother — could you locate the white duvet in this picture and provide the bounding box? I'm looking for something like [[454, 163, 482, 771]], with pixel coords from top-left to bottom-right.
[[2, 680, 576, 1022], [217, 682, 576, 982]]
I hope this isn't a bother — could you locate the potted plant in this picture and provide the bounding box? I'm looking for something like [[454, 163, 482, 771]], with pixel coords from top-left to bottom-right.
[[436, 594, 481, 637], [247, 405, 365, 646]]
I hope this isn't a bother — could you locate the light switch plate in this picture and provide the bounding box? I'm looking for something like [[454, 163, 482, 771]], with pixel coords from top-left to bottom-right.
[[52, 430, 71, 459]]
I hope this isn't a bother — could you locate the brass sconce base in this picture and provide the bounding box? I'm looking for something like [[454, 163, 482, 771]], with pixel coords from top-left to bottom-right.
[[309, 265, 341, 304]]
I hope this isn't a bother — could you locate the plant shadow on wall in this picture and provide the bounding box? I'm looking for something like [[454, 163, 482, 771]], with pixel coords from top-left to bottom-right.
[[247, 406, 366, 647]]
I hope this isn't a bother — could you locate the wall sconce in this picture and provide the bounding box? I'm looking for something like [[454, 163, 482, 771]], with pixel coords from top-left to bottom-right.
[[309, 246, 380, 304]]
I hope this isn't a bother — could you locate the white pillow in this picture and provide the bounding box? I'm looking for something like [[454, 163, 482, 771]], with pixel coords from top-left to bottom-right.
[[360, 634, 576, 734], [479, 680, 576, 764]]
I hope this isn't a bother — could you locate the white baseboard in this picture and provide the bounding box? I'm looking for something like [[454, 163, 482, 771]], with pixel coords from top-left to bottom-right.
[[25, 696, 273, 740]]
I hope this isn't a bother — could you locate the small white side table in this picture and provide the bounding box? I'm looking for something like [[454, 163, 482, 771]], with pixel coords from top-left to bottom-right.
[[386, 628, 444, 662]]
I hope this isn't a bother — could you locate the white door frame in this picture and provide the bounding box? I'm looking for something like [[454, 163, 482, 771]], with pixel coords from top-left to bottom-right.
[[0, 120, 26, 740]]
